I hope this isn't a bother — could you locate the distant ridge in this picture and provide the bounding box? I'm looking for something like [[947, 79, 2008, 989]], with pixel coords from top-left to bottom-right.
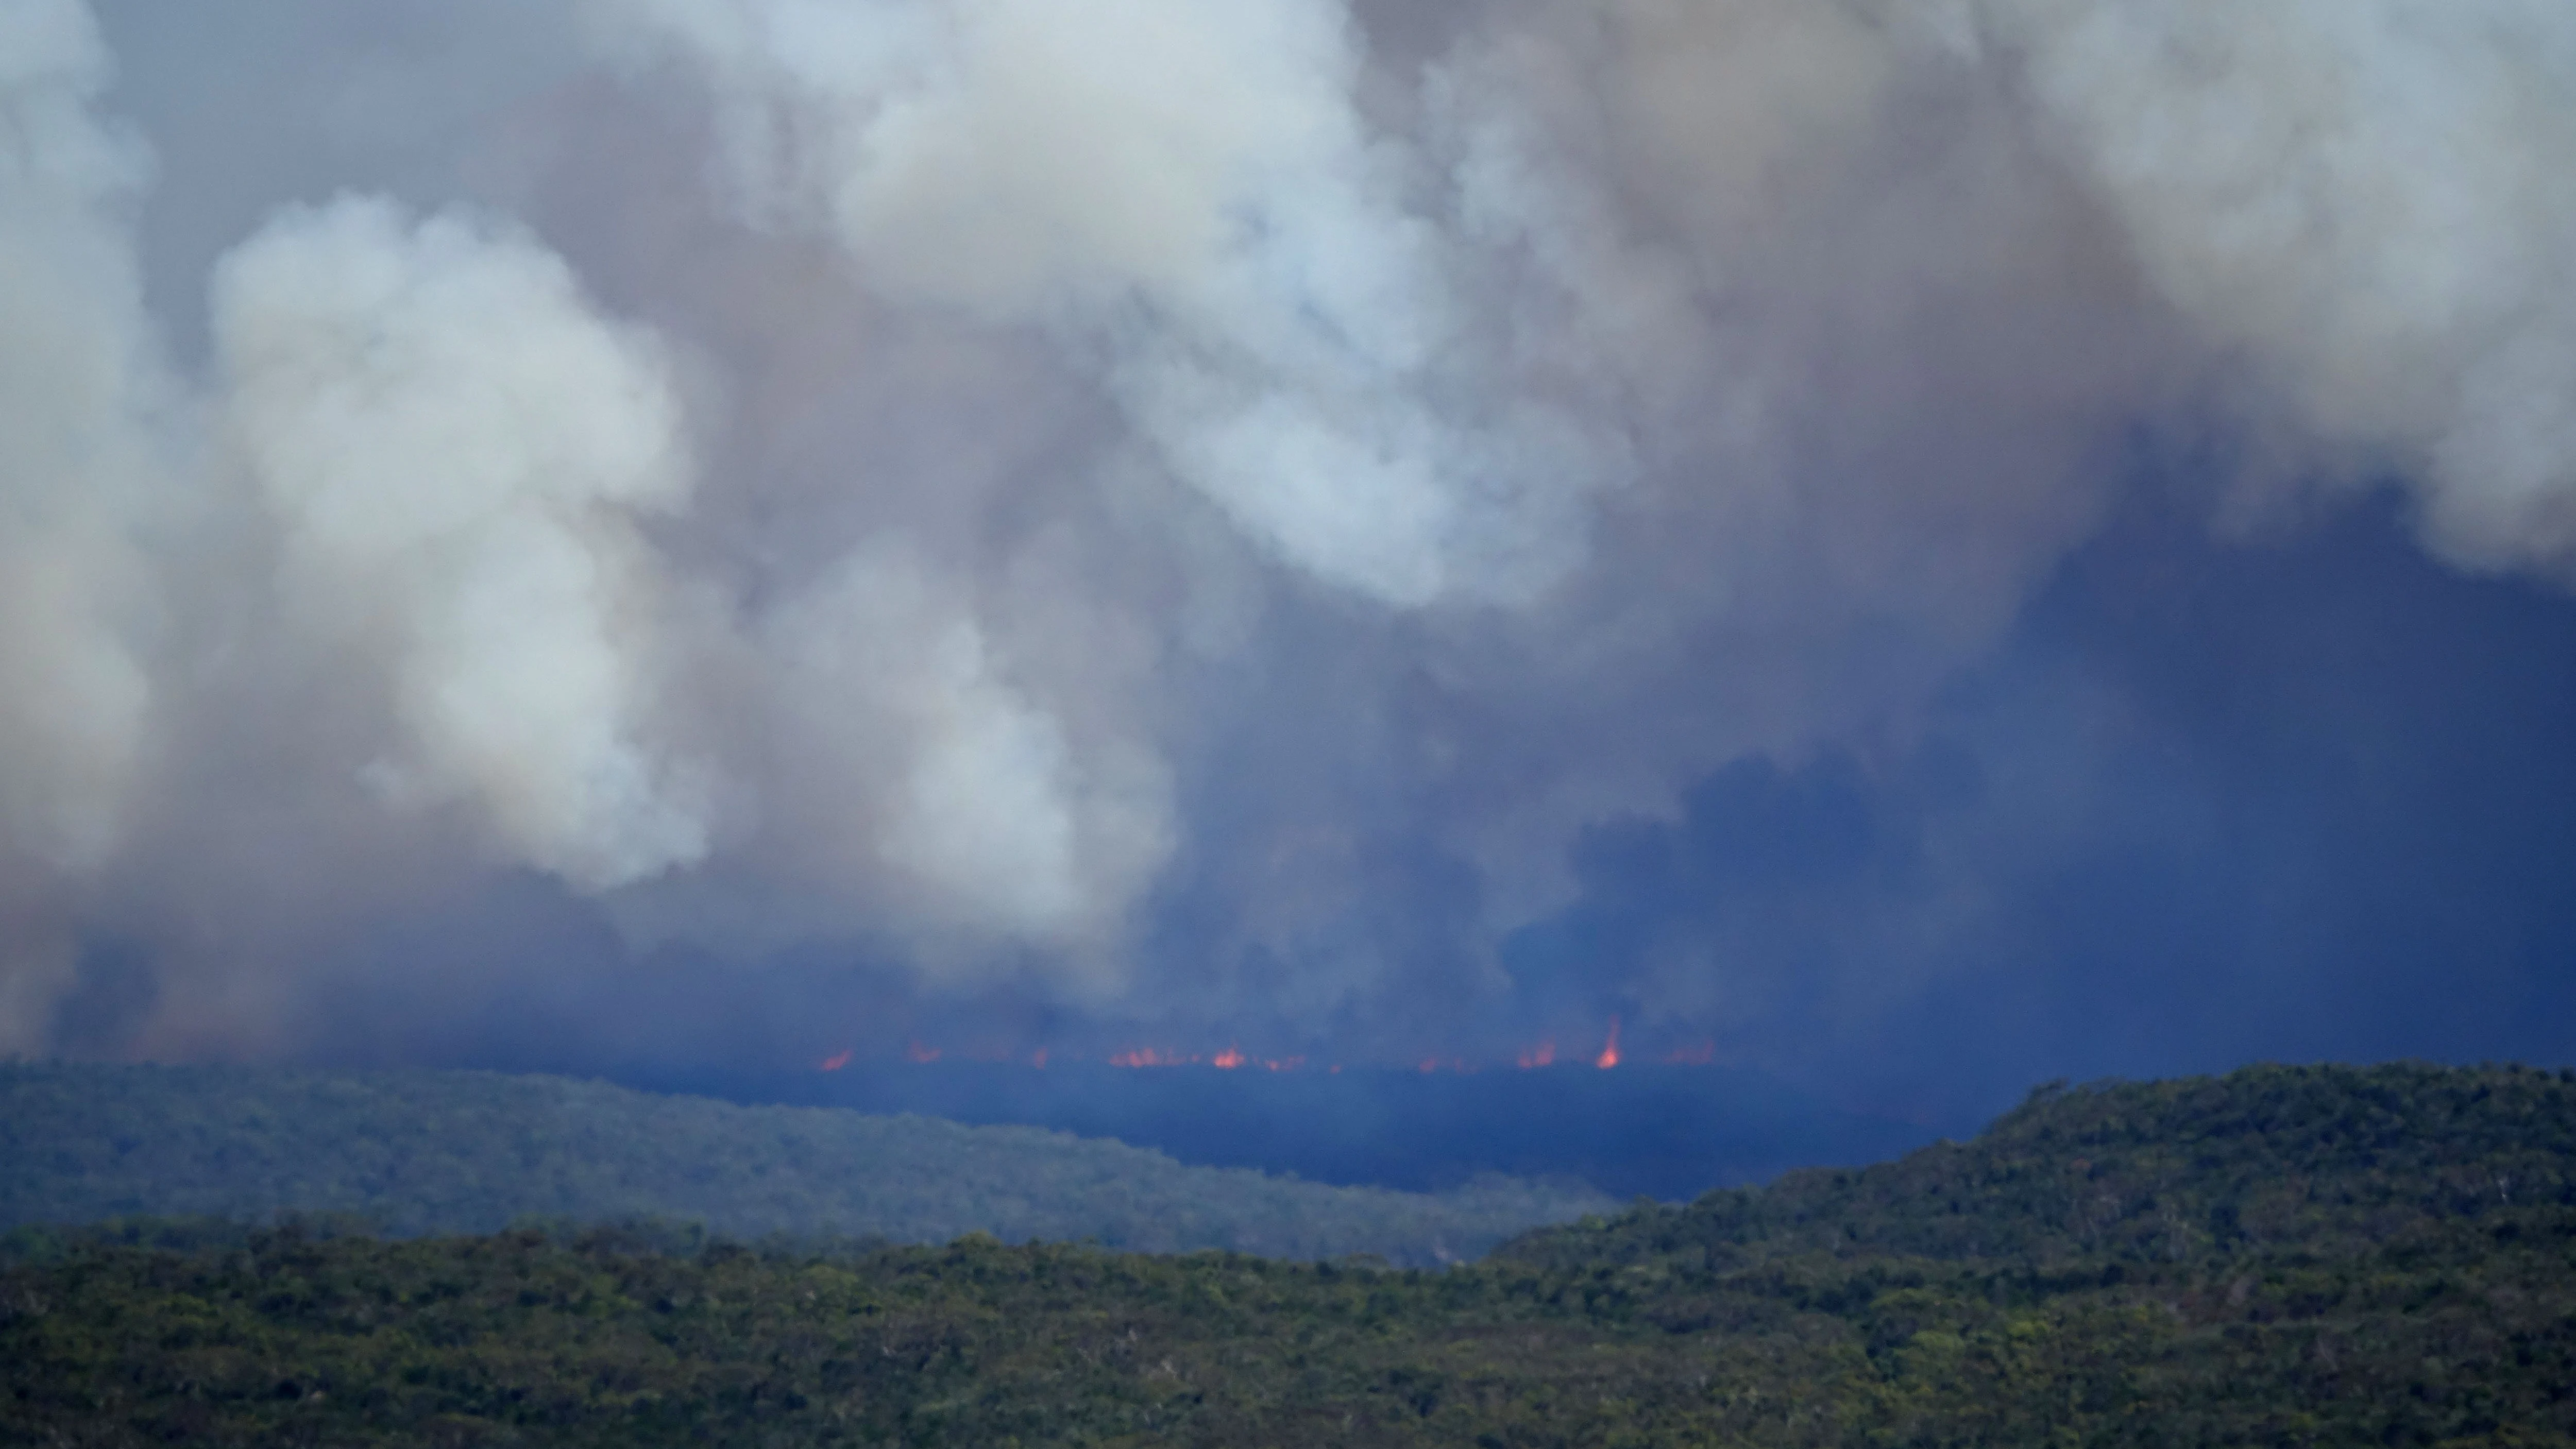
[[0, 1064, 1612, 1265], [619, 1057, 1935, 1199]]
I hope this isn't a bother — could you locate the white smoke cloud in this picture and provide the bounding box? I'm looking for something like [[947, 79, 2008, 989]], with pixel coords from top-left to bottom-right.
[[589, 0, 1619, 607], [0, 0, 160, 872], [757, 540, 1171, 961], [0, 0, 167, 1050], [1970, 0, 2576, 574], [211, 194, 709, 891]]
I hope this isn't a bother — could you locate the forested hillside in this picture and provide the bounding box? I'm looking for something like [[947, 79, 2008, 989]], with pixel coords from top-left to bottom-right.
[[0, 1064, 1609, 1264], [6, 1061, 2572, 1446], [1504, 1058, 2576, 1269]]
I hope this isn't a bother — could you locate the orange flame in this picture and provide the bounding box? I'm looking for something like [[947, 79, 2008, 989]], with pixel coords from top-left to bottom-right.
[[817, 1048, 853, 1072], [1262, 1056, 1306, 1071], [1595, 1016, 1622, 1070], [1516, 1040, 1557, 1069], [1212, 1046, 1246, 1069], [905, 1042, 941, 1064], [1110, 1047, 1194, 1067]]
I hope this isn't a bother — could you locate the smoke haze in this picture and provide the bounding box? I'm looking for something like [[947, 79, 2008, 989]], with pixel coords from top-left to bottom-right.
[[7, 0, 2576, 1137]]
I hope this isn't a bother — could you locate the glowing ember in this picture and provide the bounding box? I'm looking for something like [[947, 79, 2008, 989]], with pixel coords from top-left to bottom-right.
[[1262, 1056, 1306, 1071], [1110, 1047, 1193, 1067], [1595, 1016, 1622, 1070], [1212, 1046, 1247, 1069], [1517, 1041, 1557, 1069], [817, 1048, 852, 1072]]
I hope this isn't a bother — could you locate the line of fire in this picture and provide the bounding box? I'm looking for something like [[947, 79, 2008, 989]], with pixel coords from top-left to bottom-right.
[[814, 1014, 1724, 1075]]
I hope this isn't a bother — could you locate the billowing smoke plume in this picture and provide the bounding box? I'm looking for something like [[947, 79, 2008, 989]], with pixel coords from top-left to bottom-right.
[[7, 0, 2576, 1064], [0, 0, 165, 1051], [215, 195, 707, 890], [1974, 0, 2576, 570], [591, 0, 1615, 608], [752, 538, 1172, 963]]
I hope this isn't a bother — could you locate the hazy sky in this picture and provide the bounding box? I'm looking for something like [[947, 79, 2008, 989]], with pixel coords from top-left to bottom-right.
[[7, 0, 2575, 1127]]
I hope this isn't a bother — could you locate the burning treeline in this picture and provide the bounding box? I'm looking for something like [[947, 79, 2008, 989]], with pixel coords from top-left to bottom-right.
[[813, 1016, 1711, 1075]]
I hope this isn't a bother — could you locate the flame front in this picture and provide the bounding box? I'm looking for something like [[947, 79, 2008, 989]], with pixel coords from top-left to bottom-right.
[[1107, 1046, 1316, 1070], [849, 1033, 1653, 1073]]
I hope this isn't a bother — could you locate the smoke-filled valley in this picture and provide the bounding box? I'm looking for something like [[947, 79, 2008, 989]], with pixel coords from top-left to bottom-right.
[[6, 0, 2576, 1182]]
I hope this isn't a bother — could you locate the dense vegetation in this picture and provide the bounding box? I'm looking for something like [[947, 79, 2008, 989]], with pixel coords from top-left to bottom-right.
[[8, 1061, 2574, 1445], [0, 1064, 1610, 1265]]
